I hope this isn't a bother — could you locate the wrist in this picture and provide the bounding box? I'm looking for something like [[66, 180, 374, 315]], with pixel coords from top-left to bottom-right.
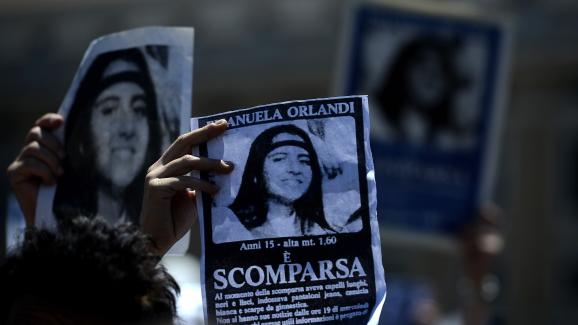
[[146, 235, 167, 259]]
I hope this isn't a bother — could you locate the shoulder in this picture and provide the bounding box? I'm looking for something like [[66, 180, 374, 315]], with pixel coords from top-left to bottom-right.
[[212, 207, 254, 244], [305, 222, 331, 236]]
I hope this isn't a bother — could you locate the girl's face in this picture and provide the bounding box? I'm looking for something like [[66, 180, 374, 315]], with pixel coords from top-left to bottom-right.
[[263, 135, 313, 203], [90, 81, 149, 189], [407, 49, 448, 108]]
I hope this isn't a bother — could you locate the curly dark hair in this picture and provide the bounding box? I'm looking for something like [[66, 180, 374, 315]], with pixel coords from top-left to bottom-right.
[[0, 217, 179, 324]]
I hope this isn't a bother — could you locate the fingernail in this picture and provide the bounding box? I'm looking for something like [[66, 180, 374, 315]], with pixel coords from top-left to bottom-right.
[[223, 160, 235, 169]]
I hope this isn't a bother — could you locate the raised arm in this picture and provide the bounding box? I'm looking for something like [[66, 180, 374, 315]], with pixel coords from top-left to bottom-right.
[[141, 119, 234, 256], [7, 113, 65, 227]]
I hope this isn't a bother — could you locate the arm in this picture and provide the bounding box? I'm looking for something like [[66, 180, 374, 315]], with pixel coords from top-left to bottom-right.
[[140, 119, 234, 256], [6, 113, 64, 227], [460, 204, 504, 325]]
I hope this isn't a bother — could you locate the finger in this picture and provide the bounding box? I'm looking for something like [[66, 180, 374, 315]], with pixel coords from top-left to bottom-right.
[[150, 155, 233, 179], [479, 203, 502, 225], [161, 119, 228, 164], [146, 159, 163, 175], [10, 158, 57, 186], [186, 189, 196, 201], [25, 126, 64, 158], [35, 113, 64, 130], [149, 175, 219, 196], [171, 190, 197, 238], [20, 141, 63, 176]]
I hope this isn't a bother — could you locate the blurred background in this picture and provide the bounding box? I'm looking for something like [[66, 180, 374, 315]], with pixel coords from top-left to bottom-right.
[[1, 0, 578, 324]]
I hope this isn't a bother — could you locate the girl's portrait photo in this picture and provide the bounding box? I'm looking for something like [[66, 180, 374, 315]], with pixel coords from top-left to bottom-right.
[[53, 46, 183, 225], [374, 35, 472, 148], [350, 15, 490, 151], [210, 119, 364, 243], [341, 7, 508, 232]]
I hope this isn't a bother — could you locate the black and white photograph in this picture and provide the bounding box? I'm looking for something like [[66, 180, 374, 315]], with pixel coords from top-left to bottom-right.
[[371, 33, 481, 150], [337, 3, 510, 233], [35, 28, 193, 234], [342, 5, 503, 152], [193, 96, 386, 325], [208, 118, 363, 244]]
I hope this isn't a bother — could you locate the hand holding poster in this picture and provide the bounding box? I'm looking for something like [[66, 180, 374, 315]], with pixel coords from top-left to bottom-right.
[[34, 27, 194, 254], [192, 96, 386, 324]]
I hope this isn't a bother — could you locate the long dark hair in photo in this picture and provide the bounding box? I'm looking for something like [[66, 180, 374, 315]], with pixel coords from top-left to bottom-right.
[[229, 124, 333, 234], [53, 48, 161, 224], [375, 35, 468, 142]]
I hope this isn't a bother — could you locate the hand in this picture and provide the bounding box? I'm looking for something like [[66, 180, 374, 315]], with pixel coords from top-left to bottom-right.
[[141, 119, 234, 256], [6, 113, 65, 227], [459, 203, 504, 325], [461, 203, 504, 286]]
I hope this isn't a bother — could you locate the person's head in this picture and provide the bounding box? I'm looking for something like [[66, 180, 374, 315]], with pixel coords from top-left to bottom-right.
[[0, 217, 179, 324], [405, 45, 449, 109], [375, 35, 468, 137], [263, 132, 313, 203], [230, 124, 332, 234], [54, 48, 161, 223]]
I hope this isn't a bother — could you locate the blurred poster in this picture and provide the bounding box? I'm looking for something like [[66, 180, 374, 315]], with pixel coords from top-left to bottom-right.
[[378, 275, 436, 325], [338, 1, 511, 233], [192, 96, 386, 324], [35, 27, 194, 254]]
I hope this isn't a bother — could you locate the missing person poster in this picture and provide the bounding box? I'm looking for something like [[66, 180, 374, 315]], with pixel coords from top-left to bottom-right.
[[192, 96, 386, 324], [35, 27, 194, 254], [337, 1, 511, 233]]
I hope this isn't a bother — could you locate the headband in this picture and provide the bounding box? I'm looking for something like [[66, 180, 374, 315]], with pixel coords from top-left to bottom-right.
[[93, 71, 149, 97], [268, 139, 309, 152]]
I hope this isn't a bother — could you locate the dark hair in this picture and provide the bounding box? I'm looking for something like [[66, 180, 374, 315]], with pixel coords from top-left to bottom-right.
[[0, 217, 179, 324], [375, 35, 468, 141], [229, 124, 332, 234], [54, 47, 161, 224]]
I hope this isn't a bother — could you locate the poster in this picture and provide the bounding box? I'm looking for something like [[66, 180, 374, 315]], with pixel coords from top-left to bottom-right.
[[35, 27, 194, 254], [192, 96, 386, 324], [4, 194, 26, 253], [337, 2, 511, 233]]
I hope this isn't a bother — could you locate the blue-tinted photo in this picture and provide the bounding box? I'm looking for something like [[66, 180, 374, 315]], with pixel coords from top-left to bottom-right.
[[342, 5, 508, 233]]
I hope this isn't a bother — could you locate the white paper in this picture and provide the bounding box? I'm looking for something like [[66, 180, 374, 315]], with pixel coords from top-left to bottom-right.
[[35, 27, 194, 255], [192, 96, 386, 324]]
